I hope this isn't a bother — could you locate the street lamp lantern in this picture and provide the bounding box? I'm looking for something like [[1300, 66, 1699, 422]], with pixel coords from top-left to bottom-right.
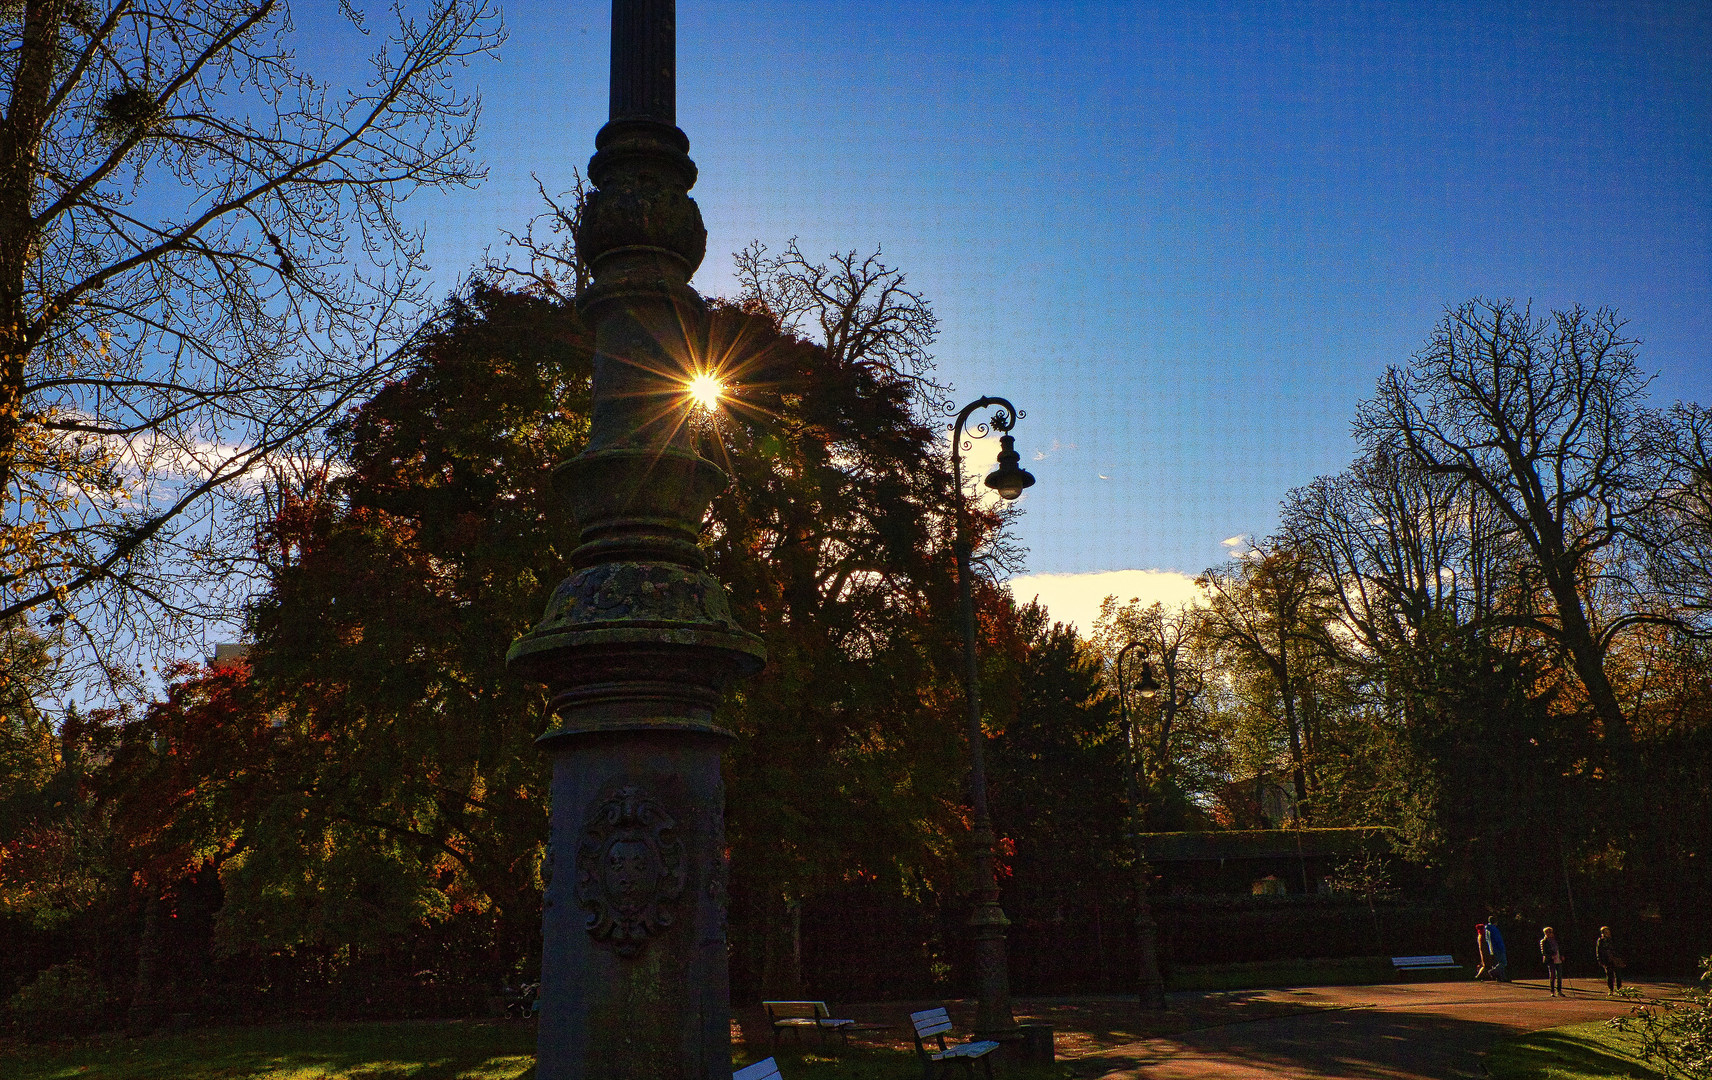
[[1136, 660, 1161, 699], [983, 433, 1035, 501]]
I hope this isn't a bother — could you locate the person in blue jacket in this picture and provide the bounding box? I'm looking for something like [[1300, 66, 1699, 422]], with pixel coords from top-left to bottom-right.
[[1485, 917, 1509, 982]]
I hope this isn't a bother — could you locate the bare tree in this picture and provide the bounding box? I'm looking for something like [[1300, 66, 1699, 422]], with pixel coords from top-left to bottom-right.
[[1643, 402, 1712, 632], [1356, 300, 1666, 749], [488, 172, 592, 300], [734, 238, 945, 414], [1284, 440, 1514, 658], [0, 0, 501, 686]]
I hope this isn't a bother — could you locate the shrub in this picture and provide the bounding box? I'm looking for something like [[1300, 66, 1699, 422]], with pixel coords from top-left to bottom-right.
[[6, 962, 112, 1041], [1610, 954, 1712, 1079]]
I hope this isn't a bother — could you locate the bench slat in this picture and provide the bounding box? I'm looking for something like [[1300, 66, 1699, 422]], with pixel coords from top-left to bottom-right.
[[734, 1058, 782, 1080], [934, 1040, 999, 1059], [764, 1001, 827, 1020], [1392, 954, 1462, 971], [911, 1007, 953, 1036]]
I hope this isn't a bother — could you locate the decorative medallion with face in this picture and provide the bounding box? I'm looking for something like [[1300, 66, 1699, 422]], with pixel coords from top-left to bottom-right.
[[576, 785, 687, 956]]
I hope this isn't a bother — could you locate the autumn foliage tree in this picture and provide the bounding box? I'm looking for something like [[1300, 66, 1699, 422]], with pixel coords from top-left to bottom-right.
[[210, 240, 998, 995]]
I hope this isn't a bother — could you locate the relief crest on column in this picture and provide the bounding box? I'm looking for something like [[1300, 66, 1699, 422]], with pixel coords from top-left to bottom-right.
[[576, 785, 687, 956]]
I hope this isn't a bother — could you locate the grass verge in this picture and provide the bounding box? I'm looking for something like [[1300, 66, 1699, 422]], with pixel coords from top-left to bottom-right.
[[736, 1048, 1067, 1079], [2, 1022, 1070, 1080], [0, 1019, 537, 1080], [1484, 1019, 1664, 1080]]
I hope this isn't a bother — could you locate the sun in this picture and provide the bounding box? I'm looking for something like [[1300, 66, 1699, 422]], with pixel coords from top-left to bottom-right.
[[687, 373, 724, 411]]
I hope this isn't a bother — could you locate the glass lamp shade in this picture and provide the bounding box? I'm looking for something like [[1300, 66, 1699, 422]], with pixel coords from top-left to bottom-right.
[[983, 434, 1036, 501], [1136, 661, 1161, 698]]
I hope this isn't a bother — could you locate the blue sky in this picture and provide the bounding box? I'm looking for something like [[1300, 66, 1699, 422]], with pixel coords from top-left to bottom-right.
[[360, 0, 1709, 605]]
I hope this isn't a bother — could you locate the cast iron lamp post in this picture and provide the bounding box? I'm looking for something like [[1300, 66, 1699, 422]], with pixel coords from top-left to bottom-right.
[[1115, 645, 1168, 1010], [507, 4, 765, 1077], [949, 396, 1034, 1036]]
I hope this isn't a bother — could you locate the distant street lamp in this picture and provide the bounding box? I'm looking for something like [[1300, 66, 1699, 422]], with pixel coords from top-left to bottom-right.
[[949, 395, 1034, 1037], [1115, 644, 1168, 1010]]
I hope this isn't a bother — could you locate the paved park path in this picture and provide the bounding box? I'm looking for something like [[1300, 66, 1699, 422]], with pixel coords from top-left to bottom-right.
[[1061, 979, 1658, 1079]]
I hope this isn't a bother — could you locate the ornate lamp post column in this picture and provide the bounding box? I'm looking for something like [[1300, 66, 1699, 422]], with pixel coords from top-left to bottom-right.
[[949, 396, 1034, 1037], [508, 4, 765, 1078], [1116, 645, 1167, 1010]]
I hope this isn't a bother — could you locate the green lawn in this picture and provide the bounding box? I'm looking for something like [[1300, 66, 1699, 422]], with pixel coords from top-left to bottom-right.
[[0, 1020, 537, 1080], [1484, 1020, 1665, 1080], [0, 1022, 1067, 1080]]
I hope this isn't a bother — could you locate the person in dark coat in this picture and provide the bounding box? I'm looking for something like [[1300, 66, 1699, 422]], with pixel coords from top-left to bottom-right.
[[1596, 926, 1624, 994], [1540, 926, 1564, 996]]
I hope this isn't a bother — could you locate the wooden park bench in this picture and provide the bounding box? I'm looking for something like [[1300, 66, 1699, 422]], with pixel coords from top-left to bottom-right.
[[910, 1006, 998, 1079], [763, 1001, 854, 1048], [733, 1058, 783, 1080], [1392, 954, 1462, 975]]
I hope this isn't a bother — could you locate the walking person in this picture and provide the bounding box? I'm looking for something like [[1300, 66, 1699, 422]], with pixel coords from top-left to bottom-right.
[[1596, 926, 1624, 994], [1540, 927, 1564, 996], [1475, 922, 1493, 980], [1485, 916, 1509, 982]]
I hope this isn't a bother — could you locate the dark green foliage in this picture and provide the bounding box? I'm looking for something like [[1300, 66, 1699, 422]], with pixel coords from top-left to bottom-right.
[[987, 601, 1127, 899], [697, 295, 972, 993], [1364, 620, 1584, 898], [235, 281, 980, 997], [6, 962, 111, 1041], [240, 284, 587, 979]]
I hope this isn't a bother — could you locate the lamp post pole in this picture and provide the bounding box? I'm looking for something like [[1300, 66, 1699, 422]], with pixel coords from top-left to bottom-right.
[[1115, 643, 1168, 1010], [508, 4, 765, 1078], [949, 396, 1034, 1038]]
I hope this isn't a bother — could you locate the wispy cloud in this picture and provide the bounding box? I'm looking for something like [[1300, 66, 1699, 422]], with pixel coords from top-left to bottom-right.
[[1032, 438, 1074, 462]]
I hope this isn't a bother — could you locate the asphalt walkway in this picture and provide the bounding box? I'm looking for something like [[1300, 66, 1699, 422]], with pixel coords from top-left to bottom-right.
[[1062, 979, 1659, 1079]]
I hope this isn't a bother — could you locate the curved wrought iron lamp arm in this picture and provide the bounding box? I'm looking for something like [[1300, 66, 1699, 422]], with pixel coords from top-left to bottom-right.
[[949, 395, 1021, 487]]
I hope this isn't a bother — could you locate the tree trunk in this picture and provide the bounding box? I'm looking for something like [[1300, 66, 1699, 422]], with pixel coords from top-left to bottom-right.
[[1546, 573, 1631, 752], [128, 893, 164, 1034], [0, 1, 61, 503], [757, 890, 803, 998], [1275, 639, 1311, 822]]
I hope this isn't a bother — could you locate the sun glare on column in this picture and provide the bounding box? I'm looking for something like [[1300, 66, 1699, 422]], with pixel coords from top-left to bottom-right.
[[687, 373, 724, 411]]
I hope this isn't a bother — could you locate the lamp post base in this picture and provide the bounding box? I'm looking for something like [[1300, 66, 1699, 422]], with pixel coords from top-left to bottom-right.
[[536, 731, 733, 1080], [970, 896, 1016, 1038], [1136, 903, 1166, 1010]]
